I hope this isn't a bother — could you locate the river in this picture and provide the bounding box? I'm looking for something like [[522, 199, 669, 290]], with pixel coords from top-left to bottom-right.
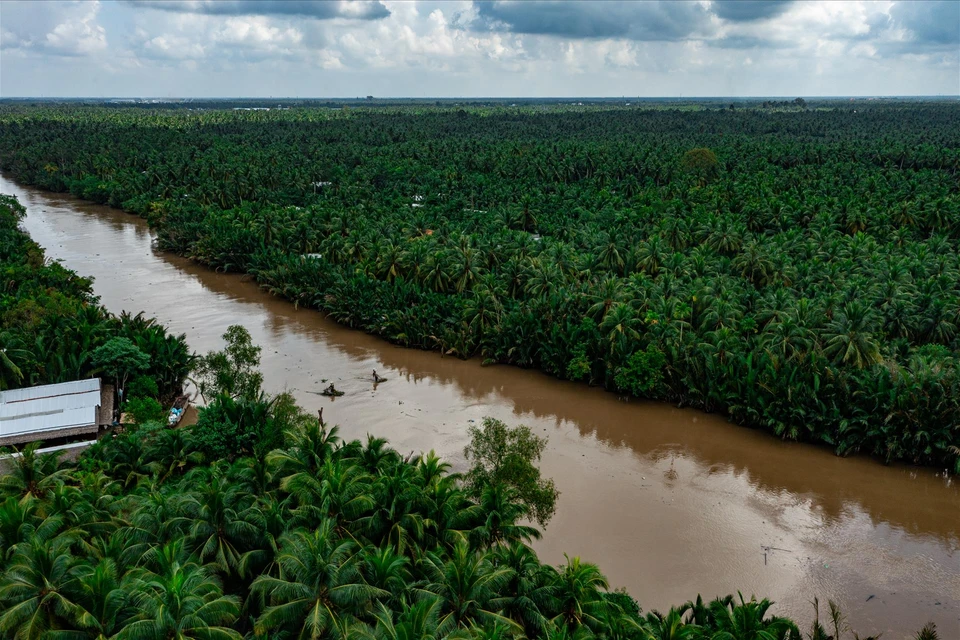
[[4, 175, 957, 637]]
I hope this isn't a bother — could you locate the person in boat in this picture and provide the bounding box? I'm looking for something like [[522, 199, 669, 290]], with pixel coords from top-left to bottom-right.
[[324, 383, 338, 395], [373, 369, 386, 383]]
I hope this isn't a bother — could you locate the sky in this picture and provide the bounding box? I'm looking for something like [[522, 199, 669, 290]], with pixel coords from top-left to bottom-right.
[[1, 0, 958, 98]]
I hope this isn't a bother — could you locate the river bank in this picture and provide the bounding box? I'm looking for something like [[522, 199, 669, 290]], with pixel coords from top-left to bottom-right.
[[5, 175, 958, 637]]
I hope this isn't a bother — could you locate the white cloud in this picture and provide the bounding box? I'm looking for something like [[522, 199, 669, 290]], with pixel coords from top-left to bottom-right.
[[0, 27, 27, 50], [0, 0, 956, 97], [140, 31, 206, 60], [602, 41, 639, 69], [0, 1, 108, 57], [315, 49, 343, 70], [49, 3, 107, 56], [212, 17, 303, 50]]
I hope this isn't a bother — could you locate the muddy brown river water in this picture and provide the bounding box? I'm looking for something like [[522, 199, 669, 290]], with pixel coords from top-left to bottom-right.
[[4, 175, 958, 637]]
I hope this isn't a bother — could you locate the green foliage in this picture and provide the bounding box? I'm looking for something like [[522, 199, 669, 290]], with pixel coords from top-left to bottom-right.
[[188, 393, 283, 460], [1, 104, 959, 468], [604, 587, 642, 619], [807, 597, 884, 640], [565, 346, 591, 382], [128, 375, 160, 400], [614, 344, 667, 398], [114, 312, 194, 400], [193, 325, 263, 401], [92, 337, 151, 384], [0, 342, 24, 391], [0, 194, 25, 225], [464, 417, 559, 528], [92, 338, 151, 408], [124, 396, 166, 425], [680, 147, 720, 183], [0, 195, 189, 398]]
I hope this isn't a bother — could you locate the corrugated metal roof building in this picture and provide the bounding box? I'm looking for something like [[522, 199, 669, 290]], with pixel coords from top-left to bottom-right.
[[0, 379, 109, 446]]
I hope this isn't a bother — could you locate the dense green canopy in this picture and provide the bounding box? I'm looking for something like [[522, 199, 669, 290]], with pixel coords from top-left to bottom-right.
[[0, 195, 190, 400], [0, 102, 958, 469]]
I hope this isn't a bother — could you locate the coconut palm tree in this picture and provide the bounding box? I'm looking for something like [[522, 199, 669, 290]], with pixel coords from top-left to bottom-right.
[[585, 277, 631, 322], [0, 497, 63, 561], [706, 593, 800, 640], [284, 458, 374, 534], [915, 623, 940, 640], [551, 555, 609, 632], [822, 302, 883, 369], [600, 304, 641, 357], [0, 342, 24, 390], [46, 558, 133, 640], [639, 607, 700, 640], [120, 549, 241, 640], [0, 535, 93, 640], [360, 600, 446, 640], [0, 444, 71, 501], [419, 541, 518, 635], [467, 485, 541, 549], [463, 288, 503, 348], [361, 545, 411, 608], [360, 464, 427, 555], [251, 521, 387, 640], [489, 543, 556, 637], [182, 467, 262, 578]]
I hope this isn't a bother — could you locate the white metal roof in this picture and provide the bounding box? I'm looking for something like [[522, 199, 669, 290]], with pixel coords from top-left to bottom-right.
[[0, 379, 101, 439]]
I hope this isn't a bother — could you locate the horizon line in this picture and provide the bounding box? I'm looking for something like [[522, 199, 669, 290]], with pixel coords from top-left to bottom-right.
[[2, 94, 958, 101]]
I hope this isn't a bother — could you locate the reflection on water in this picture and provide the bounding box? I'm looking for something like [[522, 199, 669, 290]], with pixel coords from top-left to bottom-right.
[[6, 175, 959, 638]]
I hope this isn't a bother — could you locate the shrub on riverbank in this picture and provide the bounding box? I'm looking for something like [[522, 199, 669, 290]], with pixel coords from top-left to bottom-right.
[[0, 104, 958, 470]]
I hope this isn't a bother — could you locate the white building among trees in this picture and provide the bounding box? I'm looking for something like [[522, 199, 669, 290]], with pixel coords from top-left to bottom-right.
[[0, 379, 113, 446]]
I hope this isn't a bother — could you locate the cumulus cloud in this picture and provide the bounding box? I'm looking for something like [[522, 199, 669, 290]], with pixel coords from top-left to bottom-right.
[[888, 0, 960, 48], [0, 27, 27, 51], [126, 1, 389, 21], [130, 16, 306, 65], [711, 35, 792, 50], [0, 0, 957, 97], [138, 31, 205, 60], [811, 1, 960, 59], [711, 0, 796, 22], [212, 17, 303, 50], [469, 0, 713, 41], [43, 8, 108, 56], [1, 1, 107, 57], [466, 1, 804, 39]]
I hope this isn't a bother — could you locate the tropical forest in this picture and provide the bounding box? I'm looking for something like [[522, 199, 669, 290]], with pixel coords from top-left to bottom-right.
[[1, 102, 958, 468], [0, 101, 957, 640]]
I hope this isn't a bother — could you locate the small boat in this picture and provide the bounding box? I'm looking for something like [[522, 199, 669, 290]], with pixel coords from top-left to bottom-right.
[[168, 394, 189, 426], [320, 385, 344, 397]]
